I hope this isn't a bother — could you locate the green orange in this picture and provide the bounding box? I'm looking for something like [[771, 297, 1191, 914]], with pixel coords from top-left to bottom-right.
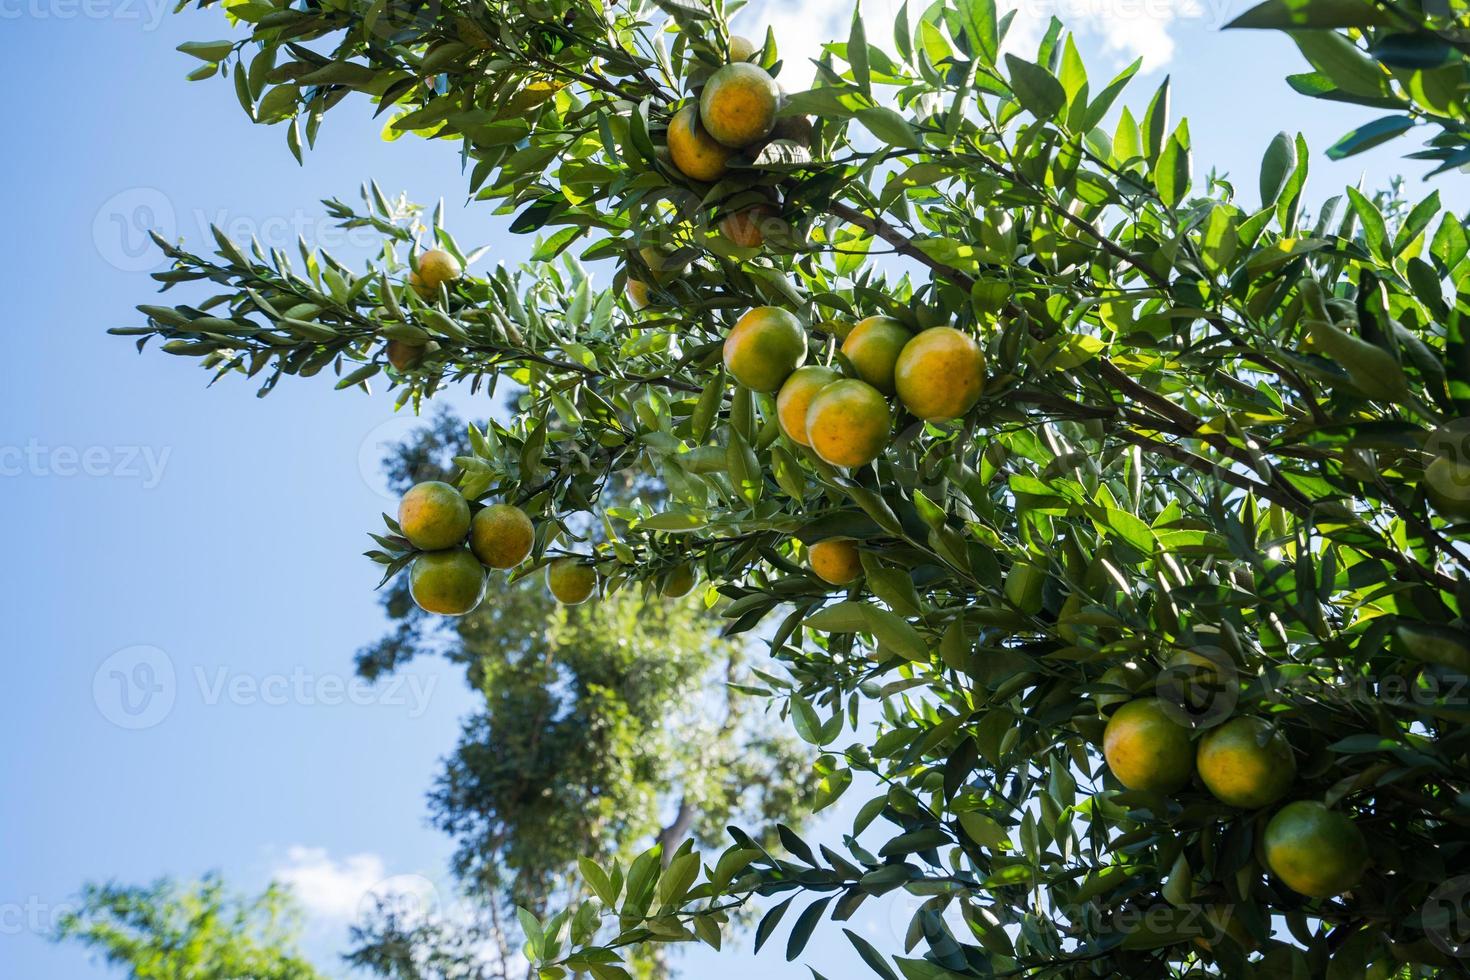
[[469, 503, 534, 569], [728, 34, 758, 62], [1196, 716, 1296, 809], [1102, 698, 1195, 794], [841, 316, 913, 395], [409, 548, 486, 616], [668, 103, 733, 182], [894, 327, 986, 421], [1263, 801, 1369, 898], [662, 562, 699, 598], [699, 62, 780, 148], [386, 339, 425, 372], [723, 307, 807, 391], [398, 481, 471, 551], [547, 558, 597, 605], [776, 365, 841, 447], [805, 379, 891, 468], [808, 538, 862, 585]]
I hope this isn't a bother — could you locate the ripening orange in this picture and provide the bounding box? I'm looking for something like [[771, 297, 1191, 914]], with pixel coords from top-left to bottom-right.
[[409, 548, 486, 616], [547, 558, 598, 605], [1102, 698, 1195, 794], [805, 378, 891, 468], [1196, 716, 1296, 809], [719, 205, 779, 249], [386, 339, 425, 372], [723, 307, 807, 391], [894, 327, 986, 421], [626, 279, 651, 310], [776, 366, 841, 447], [668, 104, 732, 182], [699, 62, 780, 148], [410, 249, 462, 298], [1263, 801, 1369, 898], [808, 538, 862, 585], [469, 503, 534, 569], [398, 481, 471, 551], [841, 316, 913, 395], [728, 34, 758, 62]]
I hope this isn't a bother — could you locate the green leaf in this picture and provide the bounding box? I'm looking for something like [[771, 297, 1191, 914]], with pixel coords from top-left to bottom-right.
[[856, 107, 922, 149], [1139, 76, 1170, 164], [1226, 0, 1388, 29], [1259, 131, 1296, 207], [178, 40, 234, 63], [1291, 31, 1388, 97], [1154, 133, 1190, 208], [955, 0, 998, 64], [1326, 114, 1415, 160], [1004, 54, 1066, 119]]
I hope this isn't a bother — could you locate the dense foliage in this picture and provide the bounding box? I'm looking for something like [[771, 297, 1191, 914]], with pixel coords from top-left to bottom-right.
[[54, 875, 326, 979], [112, 0, 1470, 975]]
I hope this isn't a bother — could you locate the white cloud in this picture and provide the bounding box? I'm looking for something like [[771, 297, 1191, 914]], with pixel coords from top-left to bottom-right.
[[271, 846, 439, 923]]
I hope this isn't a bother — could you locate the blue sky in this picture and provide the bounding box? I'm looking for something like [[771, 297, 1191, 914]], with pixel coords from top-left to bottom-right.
[[0, 1, 1463, 977]]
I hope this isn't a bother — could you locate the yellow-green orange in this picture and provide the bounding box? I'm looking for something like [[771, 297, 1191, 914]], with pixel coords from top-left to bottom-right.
[[411, 248, 462, 297], [1102, 698, 1195, 794], [627, 279, 652, 311], [723, 307, 807, 392], [699, 62, 779, 148], [809, 538, 862, 585], [841, 316, 913, 395], [806, 379, 891, 468], [638, 245, 686, 284], [1095, 662, 1148, 714], [1263, 801, 1369, 898], [776, 365, 841, 447], [398, 481, 471, 551], [469, 503, 534, 569], [547, 558, 597, 605], [894, 327, 986, 421], [1196, 716, 1296, 809], [728, 34, 758, 61], [667, 104, 732, 181], [662, 563, 698, 598], [409, 548, 486, 616]]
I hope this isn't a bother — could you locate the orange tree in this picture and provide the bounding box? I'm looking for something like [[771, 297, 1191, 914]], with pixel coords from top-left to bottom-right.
[[122, 0, 1470, 974]]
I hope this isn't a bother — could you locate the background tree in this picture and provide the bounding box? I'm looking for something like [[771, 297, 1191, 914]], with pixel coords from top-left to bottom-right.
[[115, 0, 1470, 975], [54, 874, 327, 979], [348, 410, 814, 978]]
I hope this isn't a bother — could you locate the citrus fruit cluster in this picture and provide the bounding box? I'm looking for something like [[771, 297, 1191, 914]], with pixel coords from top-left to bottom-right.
[[1102, 697, 1368, 900], [395, 480, 598, 613]]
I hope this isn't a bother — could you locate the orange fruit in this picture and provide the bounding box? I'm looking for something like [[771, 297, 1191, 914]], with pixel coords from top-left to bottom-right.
[[723, 307, 807, 391], [728, 34, 758, 62], [1426, 456, 1470, 520], [411, 249, 462, 297], [398, 481, 471, 551], [469, 503, 534, 569], [894, 327, 986, 421], [1094, 662, 1148, 714], [1263, 800, 1369, 898], [809, 538, 862, 585], [662, 562, 698, 598], [1196, 716, 1296, 809], [386, 339, 425, 371], [667, 103, 732, 182], [805, 378, 891, 468], [770, 112, 814, 146], [699, 62, 780, 148], [627, 279, 651, 310], [409, 548, 486, 616], [637, 245, 687, 284], [842, 316, 914, 395], [776, 365, 841, 447], [547, 558, 597, 605], [719, 205, 779, 248], [1102, 698, 1195, 794]]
